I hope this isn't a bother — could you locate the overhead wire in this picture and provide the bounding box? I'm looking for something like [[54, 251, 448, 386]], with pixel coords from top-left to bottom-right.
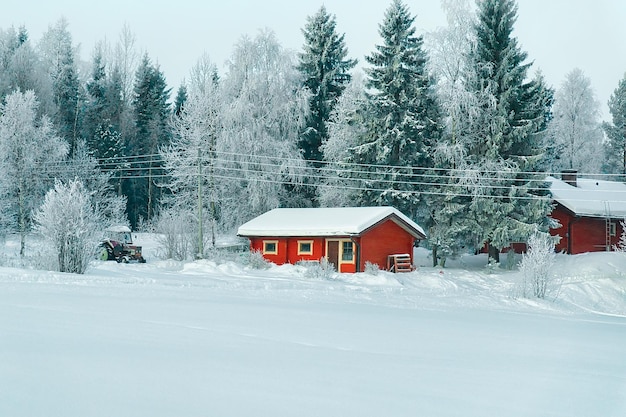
[[22, 149, 626, 203]]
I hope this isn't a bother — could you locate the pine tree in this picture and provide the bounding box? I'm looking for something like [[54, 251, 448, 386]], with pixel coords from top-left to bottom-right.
[[124, 54, 172, 228], [39, 18, 81, 156], [81, 45, 126, 194], [297, 6, 357, 166], [354, 0, 443, 221], [465, 0, 553, 261], [603, 74, 626, 178], [173, 83, 188, 117], [83, 47, 108, 152]]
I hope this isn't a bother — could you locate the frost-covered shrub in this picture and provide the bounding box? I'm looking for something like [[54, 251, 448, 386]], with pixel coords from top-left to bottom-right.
[[247, 249, 271, 270], [34, 179, 103, 274], [302, 257, 335, 280], [153, 208, 195, 261], [364, 261, 380, 275], [519, 232, 557, 299], [613, 219, 626, 252]]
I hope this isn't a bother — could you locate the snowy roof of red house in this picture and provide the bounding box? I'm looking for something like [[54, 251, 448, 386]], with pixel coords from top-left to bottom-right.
[[547, 176, 626, 218], [237, 207, 426, 238]]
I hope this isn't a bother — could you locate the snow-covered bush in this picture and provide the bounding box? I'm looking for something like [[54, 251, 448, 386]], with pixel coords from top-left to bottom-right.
[[33, 179, 103, 274], [153, 208, 195, 261], [247, 249, 271, 270], [613, 219, 626, 252], [518, 232, 557, 299], [301, 257, 335, 280], [364, 261, 380, 275]]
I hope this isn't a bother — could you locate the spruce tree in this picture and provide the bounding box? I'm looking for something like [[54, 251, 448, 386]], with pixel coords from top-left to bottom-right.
[[354, 0, 442, 221], [82, 46, 126, 193], [39, 19, 81, 156], [173, 83, 188, 118], [298, 6, 357, 166], [603, 74, 626, 178], [124, 54, 171, 228], [466, 0, 552, 261]]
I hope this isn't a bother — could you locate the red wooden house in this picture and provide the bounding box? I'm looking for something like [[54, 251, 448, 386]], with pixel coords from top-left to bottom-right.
[[237, 207, 426, 273], [548, 173, 626, 254]]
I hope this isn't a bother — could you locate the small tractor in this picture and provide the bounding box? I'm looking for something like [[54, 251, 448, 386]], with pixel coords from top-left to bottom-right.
[[99, 225, 146, 263]]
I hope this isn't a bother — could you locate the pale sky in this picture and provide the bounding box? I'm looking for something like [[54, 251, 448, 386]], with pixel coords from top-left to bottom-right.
[[2, 0, 625, 120]]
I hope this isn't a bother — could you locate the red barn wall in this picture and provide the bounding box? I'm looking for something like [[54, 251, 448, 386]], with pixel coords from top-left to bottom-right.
[[250, 237, 326, 265], [285, 237, 325, 264], [249, 237, 288, 265], [550, 205, 572, 253], [550, 205, 624, 254], [360, 219, 415, 271]]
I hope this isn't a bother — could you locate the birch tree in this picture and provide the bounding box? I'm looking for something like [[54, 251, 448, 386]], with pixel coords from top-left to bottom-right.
[[320, 72, 368, 207], [547, 68, 603, 174], [0, 90, 68, 255], [34, 179, 104, 274], [162, 54, 222, 256], [219, 30, 309, 229]]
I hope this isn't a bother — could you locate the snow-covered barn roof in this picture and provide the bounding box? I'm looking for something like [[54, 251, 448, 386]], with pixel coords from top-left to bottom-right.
[[547, 176, 626, 218], [237, 207, 426, 238]]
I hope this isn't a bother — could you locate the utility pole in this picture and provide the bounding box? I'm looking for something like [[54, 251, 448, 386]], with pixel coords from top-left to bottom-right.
[[197, 146, 204, 258]]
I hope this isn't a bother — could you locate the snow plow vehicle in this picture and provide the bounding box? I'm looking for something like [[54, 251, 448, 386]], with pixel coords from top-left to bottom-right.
[[99, 226, 146, 263]]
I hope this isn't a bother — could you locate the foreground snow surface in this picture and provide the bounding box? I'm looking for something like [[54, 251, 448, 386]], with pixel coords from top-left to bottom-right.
[[1, 238, 625, 417]]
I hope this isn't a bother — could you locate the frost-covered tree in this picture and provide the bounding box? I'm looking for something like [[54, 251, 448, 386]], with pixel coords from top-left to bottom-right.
[[0, 26, 49, 104], [38, 18, 81, 155], [0, 90, 68, 255], [219, 30, 309, 230], [60, 141, 128, 225], [465, 0, 553, 261], [297, 6, 357, 166], [320, 72, 368, 207], [603, 74, 626, 177], [518, 231, 557, 299], [353, 0, 443, 221], [425, 0, 479, 265], [163, 55, 222, 256], [34, 179, 104, 274], [546, 68, 603, 174]]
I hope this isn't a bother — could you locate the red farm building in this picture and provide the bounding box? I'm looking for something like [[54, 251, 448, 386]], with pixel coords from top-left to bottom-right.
[[548, 172, 626, 254], [237, 207, 426, 273]]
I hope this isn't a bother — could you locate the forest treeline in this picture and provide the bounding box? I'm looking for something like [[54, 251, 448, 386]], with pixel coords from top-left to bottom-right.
[[1, 0, 626, 265]]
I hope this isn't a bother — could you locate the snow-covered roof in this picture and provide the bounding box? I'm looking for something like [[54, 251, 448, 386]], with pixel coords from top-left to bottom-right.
[[106, 225, 132, 233], [547, 176, 626, 218], [237, 207, 426, 238]]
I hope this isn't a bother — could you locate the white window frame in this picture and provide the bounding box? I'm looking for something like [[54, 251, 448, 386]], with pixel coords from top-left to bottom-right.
[[263, 240, 278, 255], [297, 240, 314, 255]]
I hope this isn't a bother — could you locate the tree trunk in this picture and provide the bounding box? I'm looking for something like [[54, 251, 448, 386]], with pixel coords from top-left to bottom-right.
[[488, 243, 500, 264]]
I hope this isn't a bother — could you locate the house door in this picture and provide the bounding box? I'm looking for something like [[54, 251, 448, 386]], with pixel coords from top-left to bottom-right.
[[326, 240, 339, 270]]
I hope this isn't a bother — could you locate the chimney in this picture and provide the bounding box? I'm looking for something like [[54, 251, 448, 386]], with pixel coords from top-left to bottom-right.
[[561, 169, 578, 187]]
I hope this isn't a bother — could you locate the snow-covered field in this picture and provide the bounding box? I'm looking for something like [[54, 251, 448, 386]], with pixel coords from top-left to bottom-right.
[[1, 234, 625, 417]]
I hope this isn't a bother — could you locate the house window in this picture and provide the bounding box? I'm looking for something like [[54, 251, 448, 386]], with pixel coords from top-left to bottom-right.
[[263, 240, 278, 255], [298, 240, 313, 255], [610, 222, 617, 237], [341, 241, 354, 262]]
